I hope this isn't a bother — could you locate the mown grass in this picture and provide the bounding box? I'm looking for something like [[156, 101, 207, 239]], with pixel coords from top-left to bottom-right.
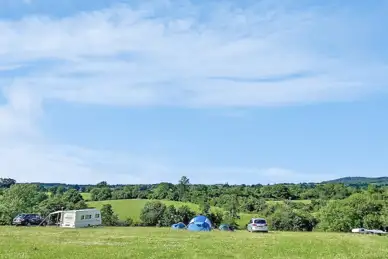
[[0, 227, 386, 259], [87, 199, 202, 221], [81, 192, 91, 201], [87, 199, 254, 227]]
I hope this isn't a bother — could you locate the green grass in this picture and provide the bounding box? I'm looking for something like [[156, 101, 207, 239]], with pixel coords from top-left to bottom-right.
[[87, 199, 202, 221], [81, 192, 91, 201], [0, 227, 386, 259], [85, 197, 313, 227], [83, 193, 312, 227], [87, 199, 255, 227]]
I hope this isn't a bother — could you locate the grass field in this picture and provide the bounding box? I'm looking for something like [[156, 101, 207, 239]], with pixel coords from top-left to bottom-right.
[[81, 192, 91, 200], [0, 227, 386, 259], [87, 199, 254, 227], [83, 192, 311, 227]]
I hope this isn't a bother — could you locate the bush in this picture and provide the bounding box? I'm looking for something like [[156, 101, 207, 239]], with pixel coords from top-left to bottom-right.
[[318, 193, 386, 232], [268, 207, 317, 231], [124, 217, 134, 226], [101, 204, 119, 226], [140, 201, 166, 226]]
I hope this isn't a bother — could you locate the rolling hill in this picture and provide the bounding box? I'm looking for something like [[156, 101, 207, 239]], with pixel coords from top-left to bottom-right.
[[86, 198, 255, 227], [322, 177, 388, 186]]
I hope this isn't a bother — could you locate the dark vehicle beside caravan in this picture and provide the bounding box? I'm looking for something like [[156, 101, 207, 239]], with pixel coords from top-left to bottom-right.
[[12, 214, 46, 226]]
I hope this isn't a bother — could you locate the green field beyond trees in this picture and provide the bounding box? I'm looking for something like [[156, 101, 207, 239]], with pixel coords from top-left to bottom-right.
[[1, 176, 388, 232], [87, 198, 254, 227], [0, 227, 387, 259]]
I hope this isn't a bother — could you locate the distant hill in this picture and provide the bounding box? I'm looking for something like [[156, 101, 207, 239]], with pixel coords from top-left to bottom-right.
[[322, 177, 388, 186], [17, 176, 388, 188]]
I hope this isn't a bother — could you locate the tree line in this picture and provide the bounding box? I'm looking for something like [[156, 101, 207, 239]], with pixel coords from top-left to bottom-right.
[[83, 177, 363, 214], [1, 177, 388, 232], [50, 176, 388, 232]]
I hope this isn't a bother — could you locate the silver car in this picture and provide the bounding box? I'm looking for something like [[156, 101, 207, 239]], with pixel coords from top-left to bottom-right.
[[247, 218, 269, 233]]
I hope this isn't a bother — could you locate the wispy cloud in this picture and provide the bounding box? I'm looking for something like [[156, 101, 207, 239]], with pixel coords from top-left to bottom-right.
[[1, 1, 387, 108], [0, 0, 387, 183]]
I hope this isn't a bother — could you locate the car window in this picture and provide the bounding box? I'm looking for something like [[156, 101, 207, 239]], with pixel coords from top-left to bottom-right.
[[254, 219, 266, 224]]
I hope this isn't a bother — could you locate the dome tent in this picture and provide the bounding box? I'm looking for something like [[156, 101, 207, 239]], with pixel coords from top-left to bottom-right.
[[219, 224, 234, 231], [187, 215, 212, 232], [171, 222, 186, 229]]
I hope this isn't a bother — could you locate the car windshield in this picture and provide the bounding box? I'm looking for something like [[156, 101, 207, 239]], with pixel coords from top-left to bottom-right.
[[254, 219, 266, 224]]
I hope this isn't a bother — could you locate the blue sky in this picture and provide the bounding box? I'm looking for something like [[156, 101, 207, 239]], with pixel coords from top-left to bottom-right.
[[0, 0, 387, 184]]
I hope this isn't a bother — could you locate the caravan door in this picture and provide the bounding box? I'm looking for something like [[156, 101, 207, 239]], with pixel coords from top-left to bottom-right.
[[61, 211, 76, 228]]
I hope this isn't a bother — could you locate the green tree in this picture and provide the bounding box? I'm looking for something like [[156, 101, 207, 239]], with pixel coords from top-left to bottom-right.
[[225, 195, 240, 219], [0, 184, 47, 225], [96, 181, 108, 188], [175, 205, 196, 225], [90, 187, 112, 201], [178, 176, 190, 201], [268, 206, 316, 231], [55, 185, 67, 195], [62, 189, 84, 204], [140, 201, 166, 226], [199, 199, 211, 215], [161, 205, 179, 226], [101, 204, 119, 226], [0, 178, 16, 188], [318, 193, 385, 232]]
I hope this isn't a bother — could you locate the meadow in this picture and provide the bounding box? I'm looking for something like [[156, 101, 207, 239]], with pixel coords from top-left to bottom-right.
[[0, 227, 386, 259], [87, 198, 253, 227], [84, 193, 311, 227]]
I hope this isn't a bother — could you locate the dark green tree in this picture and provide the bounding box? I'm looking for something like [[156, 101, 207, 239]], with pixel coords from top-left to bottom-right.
[[140, 201, 166, 226], [101, 204, 119, 226]]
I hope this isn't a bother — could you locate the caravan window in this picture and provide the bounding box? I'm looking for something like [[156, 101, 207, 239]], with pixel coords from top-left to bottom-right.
[[95, 214, 100, 218], [85, 215, 92, 219], [81, 215, 85, 220]]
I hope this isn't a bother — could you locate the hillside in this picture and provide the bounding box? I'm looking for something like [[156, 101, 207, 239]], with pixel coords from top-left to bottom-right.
[[87, 198, 254, 227], [322, 177, 388, 186]]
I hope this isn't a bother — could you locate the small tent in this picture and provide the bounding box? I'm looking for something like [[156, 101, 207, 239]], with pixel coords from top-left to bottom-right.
[[187, 215, 212, 232], [219, 224, 234, 231], [171, 222, 186, 229]]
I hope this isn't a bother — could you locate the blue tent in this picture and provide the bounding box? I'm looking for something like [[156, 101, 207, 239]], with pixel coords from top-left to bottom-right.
[[187, 215, 212, 232], [171, 222, 186, 229]]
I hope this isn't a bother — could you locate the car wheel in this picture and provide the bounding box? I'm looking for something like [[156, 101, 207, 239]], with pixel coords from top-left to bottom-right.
[[26, 222, 31, 226]]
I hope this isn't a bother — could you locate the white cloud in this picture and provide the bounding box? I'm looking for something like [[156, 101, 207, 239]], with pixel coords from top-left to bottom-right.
[[0, 1, 386, 184], [1, 1, 387, 107], [0, 143, 175, 184]]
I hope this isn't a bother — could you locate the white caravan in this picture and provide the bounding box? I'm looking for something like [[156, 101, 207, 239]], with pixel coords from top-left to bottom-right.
[[46, 209, 102, 228]]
